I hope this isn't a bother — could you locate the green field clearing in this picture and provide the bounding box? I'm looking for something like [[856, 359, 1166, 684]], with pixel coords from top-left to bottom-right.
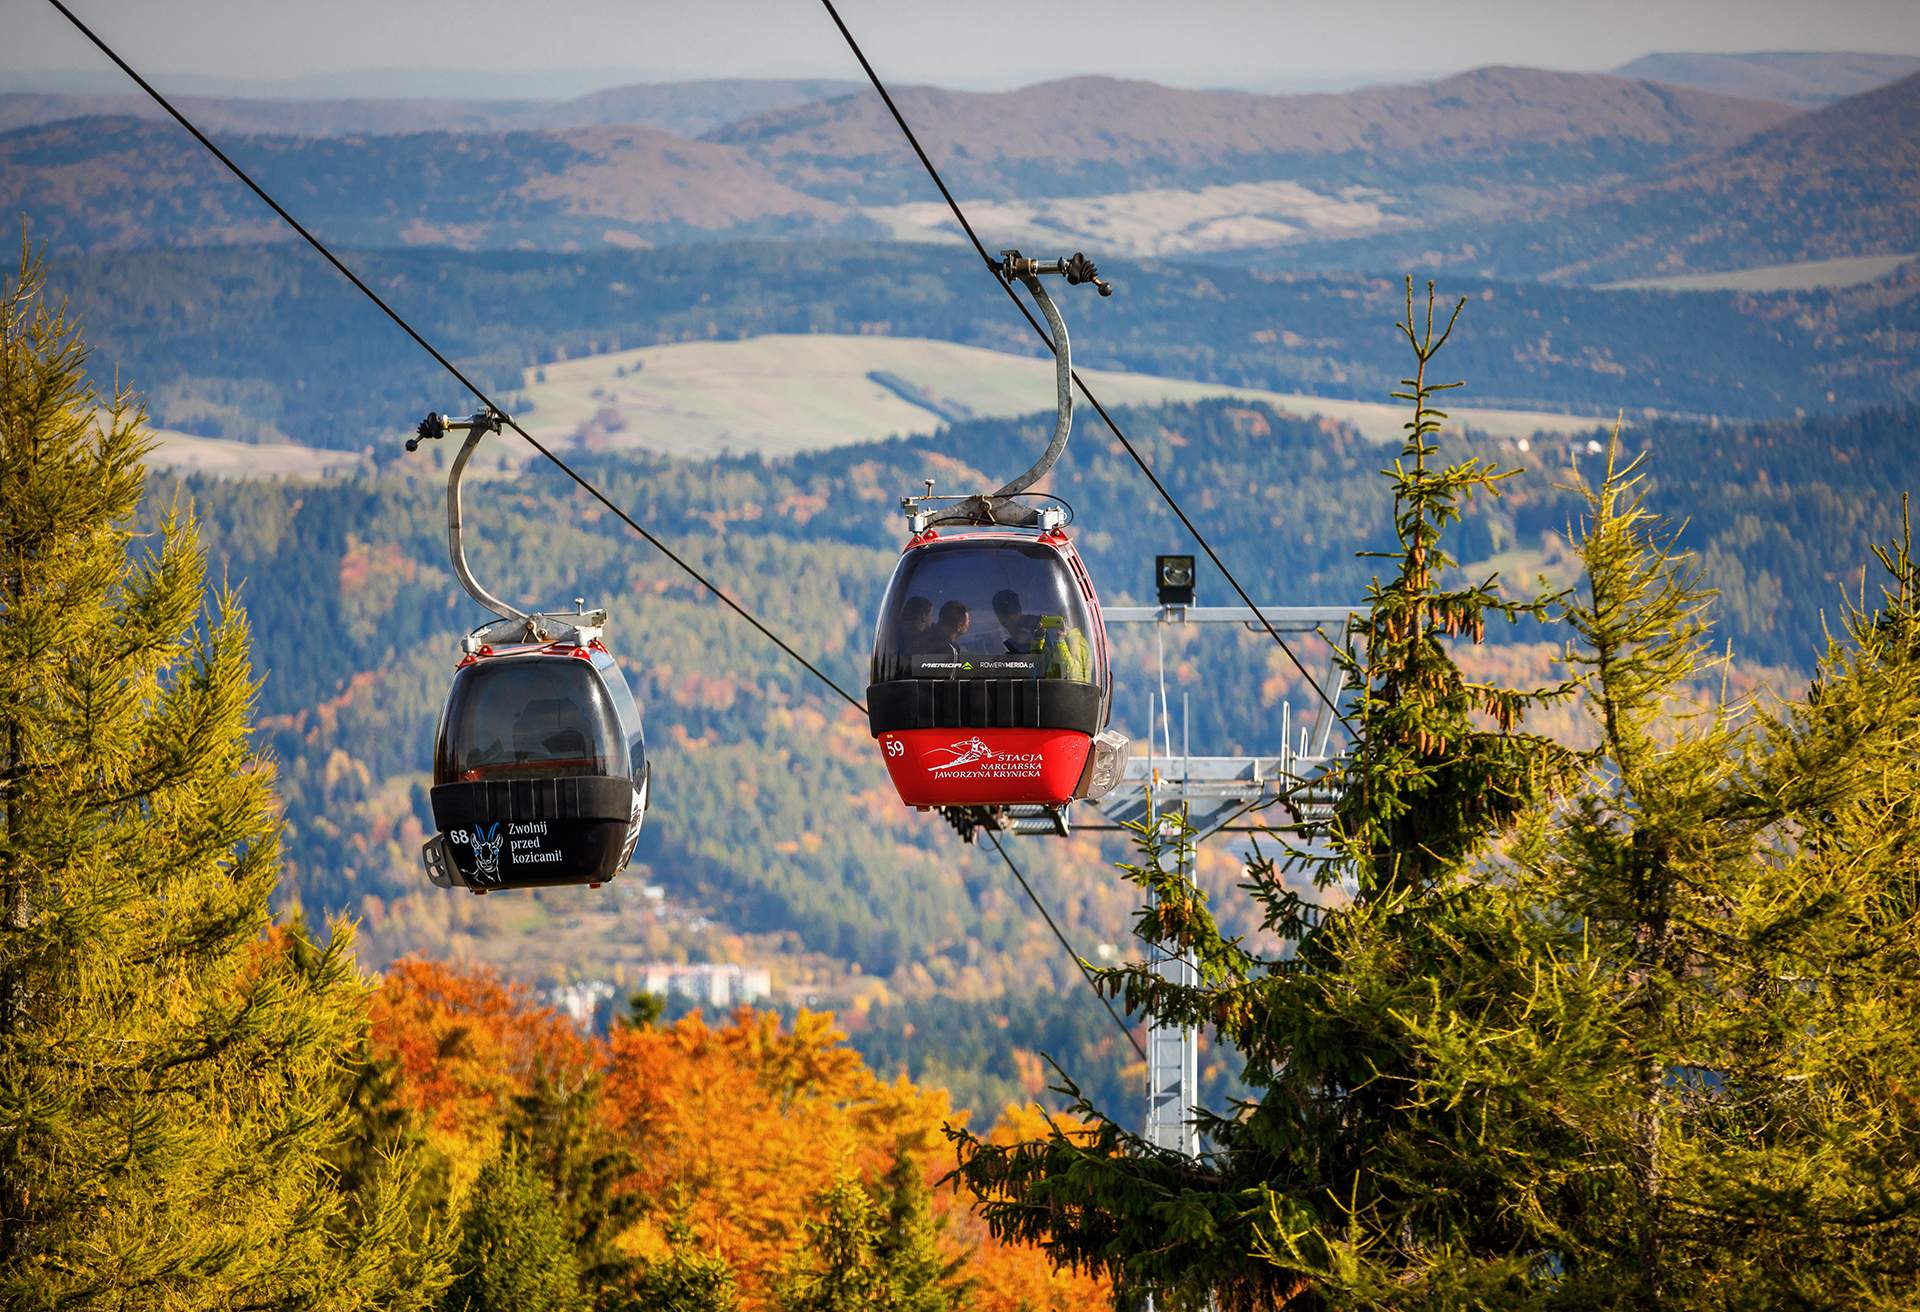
[[863, 179, 1395, 258], [518, 333, 1599, 457], [141, 428, 368, 479], [1600, 252, 1919, 293]]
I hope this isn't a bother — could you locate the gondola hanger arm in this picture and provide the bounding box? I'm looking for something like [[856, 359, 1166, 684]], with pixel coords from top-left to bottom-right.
[[409, 407, 529, 626], [991, 250, 1111, 501]]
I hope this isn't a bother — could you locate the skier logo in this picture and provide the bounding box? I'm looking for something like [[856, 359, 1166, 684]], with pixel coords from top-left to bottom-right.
[[472, 823, 503, 879], [928, 736, 996, 771]]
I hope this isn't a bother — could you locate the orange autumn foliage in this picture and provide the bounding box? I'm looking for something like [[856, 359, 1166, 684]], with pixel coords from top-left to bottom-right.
[[602, 1008, 950, 1303], [942, 1102, 1113, 1312], [369, 958, 592, 1138], [367, 959, 1111, 1311]]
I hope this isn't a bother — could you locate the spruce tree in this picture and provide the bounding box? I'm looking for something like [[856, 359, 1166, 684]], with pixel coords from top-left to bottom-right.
[[775, 1165, 966, 1312], [0, 249, 439, 1307], [950, 283, 1582, 1308], [442, 1146, 586, 1312], [623, 1216, 742, 1312], [872, 1155, 970, 1312], [510, 1069, 646, 1307], [775, 1173, 890, 1312]]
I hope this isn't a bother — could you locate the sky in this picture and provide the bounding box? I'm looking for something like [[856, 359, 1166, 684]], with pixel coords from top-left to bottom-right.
[[6, 0, 1920, 95]]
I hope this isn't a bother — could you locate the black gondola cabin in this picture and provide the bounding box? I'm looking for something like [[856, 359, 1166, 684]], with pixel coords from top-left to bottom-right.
[[422, 626, 649, 892], [406, 408, 649, 893]]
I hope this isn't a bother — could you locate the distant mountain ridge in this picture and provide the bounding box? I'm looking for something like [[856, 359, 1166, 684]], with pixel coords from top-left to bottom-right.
[[0, 77, 860, 139], [11, 64, 1912, 285], [1280, 71, 1920, 283], [0, 92, 535, 138], [0, 116, 862, 253], [710, 67, 1795, 202], [6, 65, 1804, 260], [1615, 51, 1920, 107]]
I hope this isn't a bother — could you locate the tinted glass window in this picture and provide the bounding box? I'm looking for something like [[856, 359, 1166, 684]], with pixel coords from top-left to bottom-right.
[[597, 655, 648, 782], [435, 658, 625, 783], [872, 538, 1100, 684]]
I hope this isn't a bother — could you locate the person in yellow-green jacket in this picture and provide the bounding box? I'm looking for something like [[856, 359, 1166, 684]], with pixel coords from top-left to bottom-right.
[[1038, 613, 1092, 682]]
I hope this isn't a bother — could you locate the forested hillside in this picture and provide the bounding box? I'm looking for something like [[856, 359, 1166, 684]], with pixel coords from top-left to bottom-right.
[[150, 394, 1920, 1112], [47, 241, 1920, 455], [0, 116, 869, 253]]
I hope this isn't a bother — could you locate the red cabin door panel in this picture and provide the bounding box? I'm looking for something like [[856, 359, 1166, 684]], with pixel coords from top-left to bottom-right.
[[879, 728, 1091, 807]]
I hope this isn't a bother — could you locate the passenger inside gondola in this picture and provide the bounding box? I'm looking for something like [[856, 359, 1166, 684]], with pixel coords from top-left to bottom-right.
[[992, 589, 1041, 653], [932, 601, 972, 656], [872, 539, 1100, 683], [900, 596, 934, 651], [1039, 614, 1092, 680]]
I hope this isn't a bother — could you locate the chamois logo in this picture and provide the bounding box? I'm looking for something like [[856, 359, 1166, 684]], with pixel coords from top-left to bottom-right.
[[472, 823, 503, 879], [928, 736, 996, 771]]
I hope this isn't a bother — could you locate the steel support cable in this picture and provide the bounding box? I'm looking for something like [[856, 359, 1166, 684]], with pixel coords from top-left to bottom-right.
[[44, 0, 1139, 1060], [816, 0, 1345, 725], [41, 0, 865, 716], [986, 831, 1146, 1062]]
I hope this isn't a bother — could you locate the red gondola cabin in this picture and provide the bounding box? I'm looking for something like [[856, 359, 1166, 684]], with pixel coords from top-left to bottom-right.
[[865, 250, 1128, 828], [869, 518, 1116, 808]]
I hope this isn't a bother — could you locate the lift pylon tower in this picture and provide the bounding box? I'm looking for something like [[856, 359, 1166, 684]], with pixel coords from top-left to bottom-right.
[[932, 602, 1355, 844], [1082, 586, 1358, 1166]]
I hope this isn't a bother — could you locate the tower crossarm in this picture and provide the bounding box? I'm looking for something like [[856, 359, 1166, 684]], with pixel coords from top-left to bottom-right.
[[1102, 604, 1357, 631]]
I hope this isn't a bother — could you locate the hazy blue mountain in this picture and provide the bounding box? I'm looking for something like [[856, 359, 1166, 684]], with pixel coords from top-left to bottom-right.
[[6, 66, 1796, 268], [1271, 72, 1920, 283], [0, 77, 860, 138], [1615, 51, 1920, 107], [709, 66, 1791, 202], [1, 116, 870, 253]]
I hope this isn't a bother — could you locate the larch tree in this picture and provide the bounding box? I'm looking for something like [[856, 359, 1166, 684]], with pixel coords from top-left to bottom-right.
[[1523, 447, 1920, 1306], [0, 249, 438, 1307]]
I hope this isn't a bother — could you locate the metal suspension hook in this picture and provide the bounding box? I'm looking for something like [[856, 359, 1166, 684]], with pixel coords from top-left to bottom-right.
[[408, 408, 529, 624], [992, 250, 1112, 500]]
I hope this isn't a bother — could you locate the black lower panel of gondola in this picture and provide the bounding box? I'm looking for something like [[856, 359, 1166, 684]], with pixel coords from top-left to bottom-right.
[[430, 775, 636, 888], [866, 678, 1101, 734]]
